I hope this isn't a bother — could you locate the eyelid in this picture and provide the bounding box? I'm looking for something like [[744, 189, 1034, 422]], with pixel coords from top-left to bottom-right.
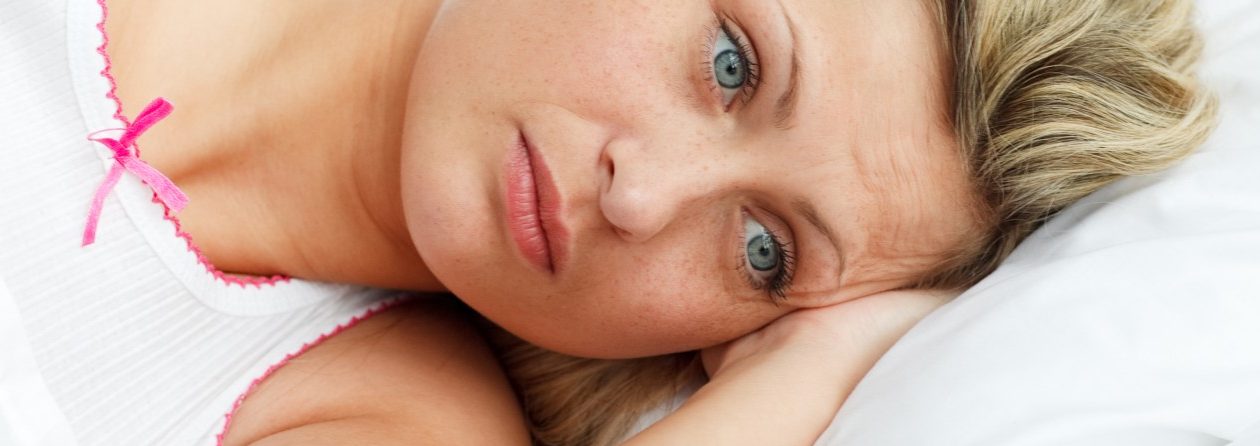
[[741, 206, 797, 301], [702, 13, 762, 111], [744, 207, 793, 254]]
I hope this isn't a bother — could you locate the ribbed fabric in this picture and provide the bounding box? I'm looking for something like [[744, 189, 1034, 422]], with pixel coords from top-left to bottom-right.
[[0, 1, 407, 444]]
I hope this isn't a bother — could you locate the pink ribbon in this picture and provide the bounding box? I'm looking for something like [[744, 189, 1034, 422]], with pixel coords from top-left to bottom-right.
[[82, 98, 189, 246]]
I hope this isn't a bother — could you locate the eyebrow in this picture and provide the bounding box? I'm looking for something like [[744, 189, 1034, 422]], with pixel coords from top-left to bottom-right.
[[773, 10, 802, 130], [792, 198, 845, 282]]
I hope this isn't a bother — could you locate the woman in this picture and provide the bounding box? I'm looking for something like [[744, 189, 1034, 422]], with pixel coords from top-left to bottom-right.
[[0, 0, 1214, 444]]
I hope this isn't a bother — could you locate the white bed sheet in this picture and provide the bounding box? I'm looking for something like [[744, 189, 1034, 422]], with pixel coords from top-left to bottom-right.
[[817, 1, 1260, 445]]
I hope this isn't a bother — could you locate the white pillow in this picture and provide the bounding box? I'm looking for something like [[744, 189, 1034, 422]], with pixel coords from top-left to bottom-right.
[[817, 1, 1260, 445]]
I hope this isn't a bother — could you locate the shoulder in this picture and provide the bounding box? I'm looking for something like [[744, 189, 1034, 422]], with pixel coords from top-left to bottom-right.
[[221, 297, 530, 445]]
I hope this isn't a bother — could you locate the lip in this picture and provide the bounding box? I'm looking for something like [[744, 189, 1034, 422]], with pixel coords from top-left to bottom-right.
[[504, 131, 570, 274]]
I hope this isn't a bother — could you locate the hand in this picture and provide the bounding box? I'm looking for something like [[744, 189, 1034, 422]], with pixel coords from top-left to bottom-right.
[[701, 288, 958, 381], [629, 289, 959, 446]]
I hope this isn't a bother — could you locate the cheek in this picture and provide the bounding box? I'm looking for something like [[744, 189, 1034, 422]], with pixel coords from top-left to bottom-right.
[[560, 243, 779, 357], [480, 231, 782, 359], [415, 1, 701, 116]]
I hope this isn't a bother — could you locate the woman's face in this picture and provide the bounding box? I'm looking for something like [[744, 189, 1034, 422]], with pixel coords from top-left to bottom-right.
[[400, 0, 979, 358]]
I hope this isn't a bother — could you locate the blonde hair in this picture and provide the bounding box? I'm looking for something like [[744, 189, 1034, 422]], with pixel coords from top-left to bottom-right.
[[489, 0, 1218, 444], [482, 324, 702, 446], [919, 0, 1217, 288]]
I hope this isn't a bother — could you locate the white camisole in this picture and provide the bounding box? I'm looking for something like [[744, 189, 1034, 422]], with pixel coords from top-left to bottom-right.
[[0, 1, 409, 444]]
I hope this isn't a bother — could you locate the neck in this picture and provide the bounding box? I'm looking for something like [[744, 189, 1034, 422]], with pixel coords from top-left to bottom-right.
[[105, 0, 445, 290]]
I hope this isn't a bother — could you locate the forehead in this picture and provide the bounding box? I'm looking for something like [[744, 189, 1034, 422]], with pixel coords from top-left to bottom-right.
[[786, 0, 948, 119], [771, 0, 974, 287]]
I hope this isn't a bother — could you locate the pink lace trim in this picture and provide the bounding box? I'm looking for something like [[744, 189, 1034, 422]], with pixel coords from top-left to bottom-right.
[[213, 297, 411, 445], [94, 0, 290, 287]]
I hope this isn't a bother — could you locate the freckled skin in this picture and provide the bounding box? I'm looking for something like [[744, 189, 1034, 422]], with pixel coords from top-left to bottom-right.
[[400, 0, 980, 359]]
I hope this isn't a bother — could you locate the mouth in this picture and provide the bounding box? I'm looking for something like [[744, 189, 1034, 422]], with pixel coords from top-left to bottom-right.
[[504, 131, 569, 275]]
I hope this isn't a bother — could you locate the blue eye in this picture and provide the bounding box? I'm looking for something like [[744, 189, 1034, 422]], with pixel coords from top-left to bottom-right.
[[714, 48, 746, 89], [747, 229, 779, 271], [741, 214, 795, 302], [709, 22, 758, 107], [744, 218, 781, 276]]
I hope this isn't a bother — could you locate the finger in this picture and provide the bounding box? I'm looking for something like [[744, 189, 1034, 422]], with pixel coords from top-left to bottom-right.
[[700, 343, 729, 378]]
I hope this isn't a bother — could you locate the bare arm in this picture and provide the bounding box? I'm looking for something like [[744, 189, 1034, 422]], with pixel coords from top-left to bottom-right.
[[625, 290, 954, 446], [222, 298, 530, 446]]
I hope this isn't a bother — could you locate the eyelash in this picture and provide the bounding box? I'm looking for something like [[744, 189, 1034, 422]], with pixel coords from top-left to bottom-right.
[[703, 17, 784, 301], [702, 16, 762, 108], [740, 222, 797, 304]]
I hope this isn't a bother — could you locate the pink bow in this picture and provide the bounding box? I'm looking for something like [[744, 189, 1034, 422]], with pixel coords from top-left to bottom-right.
[[82, 98, 189, 246]]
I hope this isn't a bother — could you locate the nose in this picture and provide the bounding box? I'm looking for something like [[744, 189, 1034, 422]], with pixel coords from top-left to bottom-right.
[[599, 135, 721, 243]]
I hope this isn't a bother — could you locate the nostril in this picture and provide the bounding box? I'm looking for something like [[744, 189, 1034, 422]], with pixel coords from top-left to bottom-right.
[[599, 149, 616, 192]]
